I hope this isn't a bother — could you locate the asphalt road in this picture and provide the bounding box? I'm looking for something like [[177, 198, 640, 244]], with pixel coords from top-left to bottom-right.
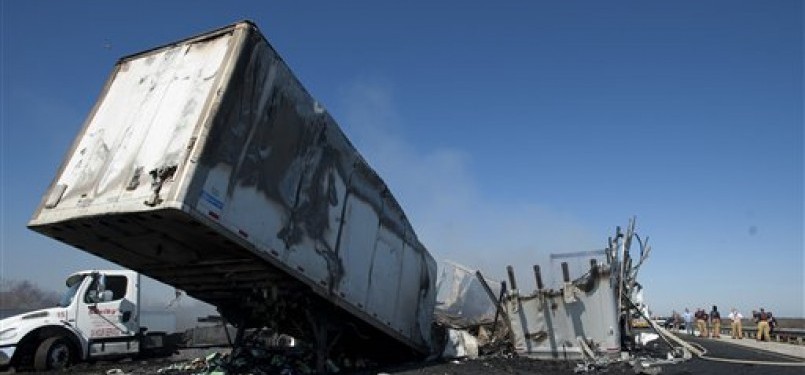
[[10, 335, 804, 374], [384, 336, 805, 375], [656, 335, 805, 375]]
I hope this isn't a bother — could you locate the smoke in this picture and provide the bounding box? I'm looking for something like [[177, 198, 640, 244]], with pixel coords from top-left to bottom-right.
[[337, 78, 600, 288]]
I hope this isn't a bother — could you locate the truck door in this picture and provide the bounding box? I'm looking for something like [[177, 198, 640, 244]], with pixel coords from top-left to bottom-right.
[[59, 273, 87, 331], [74, 273, 139, 357]]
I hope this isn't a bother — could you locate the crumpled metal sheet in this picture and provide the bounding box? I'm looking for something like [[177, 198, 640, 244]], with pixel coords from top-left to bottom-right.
[[435, 261, 501, 328]]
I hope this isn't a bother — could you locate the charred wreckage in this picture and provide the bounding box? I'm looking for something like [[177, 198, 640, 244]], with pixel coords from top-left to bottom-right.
[[19, 21, 688, 373], [436, 218, 694, 374]]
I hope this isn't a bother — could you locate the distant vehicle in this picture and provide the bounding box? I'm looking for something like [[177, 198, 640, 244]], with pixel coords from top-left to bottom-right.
[[631, 317, 650, 329], [0, 270, 176, 371], [656, 316, 677, 329], [630, 314, 668, 330]]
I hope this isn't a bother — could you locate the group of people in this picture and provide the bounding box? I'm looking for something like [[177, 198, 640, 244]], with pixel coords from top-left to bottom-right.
[[670, 306, 777, 341]]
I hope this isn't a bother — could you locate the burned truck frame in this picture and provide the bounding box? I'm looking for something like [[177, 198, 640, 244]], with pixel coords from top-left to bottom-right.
[[28, 21, 436, 364], [502, 218, 652, 360]]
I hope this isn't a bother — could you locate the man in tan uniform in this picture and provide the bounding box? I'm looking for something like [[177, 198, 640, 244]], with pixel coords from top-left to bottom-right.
[[709, 306, 721, 338], [756, 308, 770, 341], [695, 308, 708, 338], [728, 308, 743, 339]]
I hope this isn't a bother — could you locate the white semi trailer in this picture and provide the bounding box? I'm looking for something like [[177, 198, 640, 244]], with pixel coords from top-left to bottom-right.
[[27, 21, 437, 369], [0, 270, 176, 371]]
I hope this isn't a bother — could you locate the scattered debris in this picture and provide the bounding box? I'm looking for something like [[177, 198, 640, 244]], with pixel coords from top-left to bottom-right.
[[631, 359, 663, 374], [442, 329, 480, 360], [573, 362, 599, 373], [435, 261, 502, 328], [428, 219, 694, 375], [68, 220, 699, 374], [434, 260, 513, 358], [635, 332, 660, 346]]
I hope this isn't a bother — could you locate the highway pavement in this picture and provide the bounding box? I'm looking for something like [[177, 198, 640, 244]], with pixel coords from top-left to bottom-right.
[[658, 334, 805, 375]]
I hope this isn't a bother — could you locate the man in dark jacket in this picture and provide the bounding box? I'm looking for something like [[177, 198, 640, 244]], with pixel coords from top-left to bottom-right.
[[710, 306, 721, 338], [756, 308, 770, 341], [695, 308, 709, 337]]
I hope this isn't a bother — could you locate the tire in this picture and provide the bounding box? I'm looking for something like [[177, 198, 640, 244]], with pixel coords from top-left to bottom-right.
[[33, 336, 72, 371]]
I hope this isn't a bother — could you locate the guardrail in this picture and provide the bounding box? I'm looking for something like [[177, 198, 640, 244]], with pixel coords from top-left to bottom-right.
[[728, 327, 805, 345], [662, 325, 805, 345]]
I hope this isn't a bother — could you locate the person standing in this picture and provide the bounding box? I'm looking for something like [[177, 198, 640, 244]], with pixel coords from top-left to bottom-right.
[[767, 310, 777, 336], [728, 307, 743, 339], [672, 310, 681, 331], [756, 308, 770, 341], [710, 305, 721, 338], [696, 308, 708, 337], [683, 308, 694, 335]]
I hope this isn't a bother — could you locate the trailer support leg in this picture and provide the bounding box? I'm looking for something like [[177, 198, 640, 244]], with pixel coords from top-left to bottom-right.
[[305, 308, 343, 374], [233, 321, 246, 347]]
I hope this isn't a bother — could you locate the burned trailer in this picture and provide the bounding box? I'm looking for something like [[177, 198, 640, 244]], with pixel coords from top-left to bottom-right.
[[28, 21, 437, 363], [503, 218, 652, 361]]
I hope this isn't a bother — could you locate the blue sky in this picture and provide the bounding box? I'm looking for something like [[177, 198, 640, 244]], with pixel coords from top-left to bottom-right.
[[1, 1, 802, 317]]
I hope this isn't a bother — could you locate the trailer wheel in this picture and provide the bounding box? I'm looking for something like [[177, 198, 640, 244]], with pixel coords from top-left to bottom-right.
[[34, 336, 72, 371]]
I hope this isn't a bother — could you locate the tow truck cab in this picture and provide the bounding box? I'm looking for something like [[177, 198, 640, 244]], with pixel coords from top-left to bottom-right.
[[0, 270, 172, 371]]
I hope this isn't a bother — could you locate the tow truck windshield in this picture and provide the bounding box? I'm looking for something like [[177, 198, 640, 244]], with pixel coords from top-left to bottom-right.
[[59, 274, 86, 307]]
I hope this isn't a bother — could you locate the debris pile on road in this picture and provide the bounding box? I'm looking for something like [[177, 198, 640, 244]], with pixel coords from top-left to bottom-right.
[[155, 349, 319, 375], [155, 328, 378, 375], [428, 219, 698, 375], [434, 260, 514, 360], [74, 219, 698, 375]]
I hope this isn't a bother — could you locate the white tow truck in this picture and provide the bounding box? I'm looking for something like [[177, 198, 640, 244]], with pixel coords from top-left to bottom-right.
[[0, 270, 176, 371]]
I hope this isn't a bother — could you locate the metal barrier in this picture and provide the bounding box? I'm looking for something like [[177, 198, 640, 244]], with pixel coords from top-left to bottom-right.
[[728, 327, 805, 345], [660, 325, 805, 345]]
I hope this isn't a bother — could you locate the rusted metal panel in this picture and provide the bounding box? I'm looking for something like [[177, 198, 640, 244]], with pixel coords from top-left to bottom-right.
[[28, 21, 436, 355]]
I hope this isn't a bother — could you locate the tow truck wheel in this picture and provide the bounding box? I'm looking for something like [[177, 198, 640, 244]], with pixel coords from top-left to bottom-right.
[[33, 336, 72, 371]]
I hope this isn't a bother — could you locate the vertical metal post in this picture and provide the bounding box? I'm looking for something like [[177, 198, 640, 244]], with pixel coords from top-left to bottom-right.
[[561, 262, 570, 283], [476, 271, 501, 307], [507, 265, 518, 290], [533, 265, 544, 290]]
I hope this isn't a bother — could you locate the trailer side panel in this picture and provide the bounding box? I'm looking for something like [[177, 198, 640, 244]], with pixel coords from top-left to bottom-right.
[[29, 22, 436, 356]]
